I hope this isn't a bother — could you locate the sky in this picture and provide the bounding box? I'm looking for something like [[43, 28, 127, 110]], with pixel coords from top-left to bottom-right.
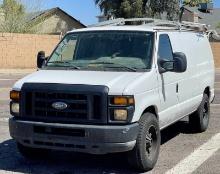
[[41, 0, 220, 26], [44, 0, 101, 26]]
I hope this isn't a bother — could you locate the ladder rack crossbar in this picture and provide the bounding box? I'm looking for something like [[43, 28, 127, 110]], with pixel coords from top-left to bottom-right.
[[89, 18, 210, 33]]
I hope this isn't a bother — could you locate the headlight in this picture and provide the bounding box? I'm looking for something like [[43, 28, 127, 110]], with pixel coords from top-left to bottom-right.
[[10, 90, 20, 116], [114, 109, 128, 121], [11, 102, 20, 114], [109, 96, 135, 123]]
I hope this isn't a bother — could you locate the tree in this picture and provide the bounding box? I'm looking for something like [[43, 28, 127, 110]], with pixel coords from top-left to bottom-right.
[[120, 0, 143, 18], [183, 0, 212, 7], [145, 0, 180, 20], [0, 0, 44, 33], [95, 0, 180, 21], [166, 0, 180, 20], [94, 0, 120, 17], [0, 0, 26, 33]]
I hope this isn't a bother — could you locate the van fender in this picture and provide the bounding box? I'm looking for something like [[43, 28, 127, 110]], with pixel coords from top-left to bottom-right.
[[132, 89, 160, 123]]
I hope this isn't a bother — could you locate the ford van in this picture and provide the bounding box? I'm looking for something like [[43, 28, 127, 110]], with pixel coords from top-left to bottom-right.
[[9, 18, 215, 172]]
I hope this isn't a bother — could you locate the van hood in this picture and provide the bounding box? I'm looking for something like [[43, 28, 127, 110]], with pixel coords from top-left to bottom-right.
[[13, 70, 144, 95]]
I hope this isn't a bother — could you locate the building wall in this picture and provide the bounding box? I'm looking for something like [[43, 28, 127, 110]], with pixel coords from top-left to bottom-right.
[[182, 10, 194, 22], [211, 42, 220, 67], [182, 10, 199, 22], [30, 11, 84, 34], [0, 33, 60, 68]]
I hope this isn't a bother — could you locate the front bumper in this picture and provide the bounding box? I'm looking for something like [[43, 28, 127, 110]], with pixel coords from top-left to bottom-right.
[[9, 118, 139, 154]]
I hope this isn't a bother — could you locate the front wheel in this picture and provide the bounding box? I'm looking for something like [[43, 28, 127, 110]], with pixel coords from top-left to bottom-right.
[[127, 112, 161, 172]]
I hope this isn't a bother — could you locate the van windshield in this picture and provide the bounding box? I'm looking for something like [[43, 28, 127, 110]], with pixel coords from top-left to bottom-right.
[[46, 31, 154, 72]]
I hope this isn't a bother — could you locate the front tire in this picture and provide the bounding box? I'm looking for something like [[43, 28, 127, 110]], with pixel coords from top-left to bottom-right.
[[127, 112, 161, 172], [189, 94, 210, 132]]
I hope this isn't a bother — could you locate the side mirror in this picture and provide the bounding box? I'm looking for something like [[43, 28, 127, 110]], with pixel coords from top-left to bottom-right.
[[37, 51, 47, 68], [173, 52, 187, 73], [158, 59, 174, 74], [158, 52, 187, 74]]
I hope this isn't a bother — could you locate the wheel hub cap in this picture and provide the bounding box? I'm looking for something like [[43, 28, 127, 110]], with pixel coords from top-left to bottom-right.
[[146, 125, 158, 160]]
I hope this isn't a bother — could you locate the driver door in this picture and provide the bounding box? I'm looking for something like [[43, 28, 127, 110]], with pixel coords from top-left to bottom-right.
[[157, 34, 180, 128]]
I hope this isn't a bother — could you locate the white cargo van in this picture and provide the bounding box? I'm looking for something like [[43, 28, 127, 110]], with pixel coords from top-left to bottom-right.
[[9, 18, 215, 172]]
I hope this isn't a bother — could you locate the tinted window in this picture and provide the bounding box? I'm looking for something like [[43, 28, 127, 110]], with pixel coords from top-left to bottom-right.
[[158, 34, 173, 61]]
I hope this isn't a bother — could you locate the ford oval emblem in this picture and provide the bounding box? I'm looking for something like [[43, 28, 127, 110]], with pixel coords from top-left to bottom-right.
[[52, 102, 68, 110]]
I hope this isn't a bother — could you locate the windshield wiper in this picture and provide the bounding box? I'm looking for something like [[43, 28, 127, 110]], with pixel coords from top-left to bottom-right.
[[47, 61, 81, 70], [89, 62, 137, 72]]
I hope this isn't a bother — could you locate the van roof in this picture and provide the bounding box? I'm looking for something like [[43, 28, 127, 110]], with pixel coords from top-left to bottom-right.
[[69, 25, 156, 33]]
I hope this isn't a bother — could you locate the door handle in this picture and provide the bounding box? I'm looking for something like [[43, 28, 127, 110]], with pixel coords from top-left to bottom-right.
[[176, 84, 179, 93]]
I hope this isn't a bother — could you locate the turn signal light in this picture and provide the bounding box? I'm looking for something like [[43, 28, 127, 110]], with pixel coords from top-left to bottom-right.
[[112, 96, 134, 105], [10, 91, 20, 101], [114, 97, 127, 105]]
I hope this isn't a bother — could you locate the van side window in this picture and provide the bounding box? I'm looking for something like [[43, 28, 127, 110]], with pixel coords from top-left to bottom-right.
[[158, 34, 173, 61]]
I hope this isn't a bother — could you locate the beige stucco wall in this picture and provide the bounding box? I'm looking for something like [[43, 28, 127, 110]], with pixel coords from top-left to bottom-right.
[[211, 42, 220, 67], [0, 33, 60, 68], [30, 11, 84, 34]]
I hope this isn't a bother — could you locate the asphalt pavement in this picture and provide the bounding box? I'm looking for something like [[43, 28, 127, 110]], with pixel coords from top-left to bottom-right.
[[0, 70, 220, 174]]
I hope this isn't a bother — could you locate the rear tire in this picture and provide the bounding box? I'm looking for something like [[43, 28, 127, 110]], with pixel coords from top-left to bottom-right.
[[189, 94, 210, 132], [17, 143, 50, 160], [127, 112, 161, 172]]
